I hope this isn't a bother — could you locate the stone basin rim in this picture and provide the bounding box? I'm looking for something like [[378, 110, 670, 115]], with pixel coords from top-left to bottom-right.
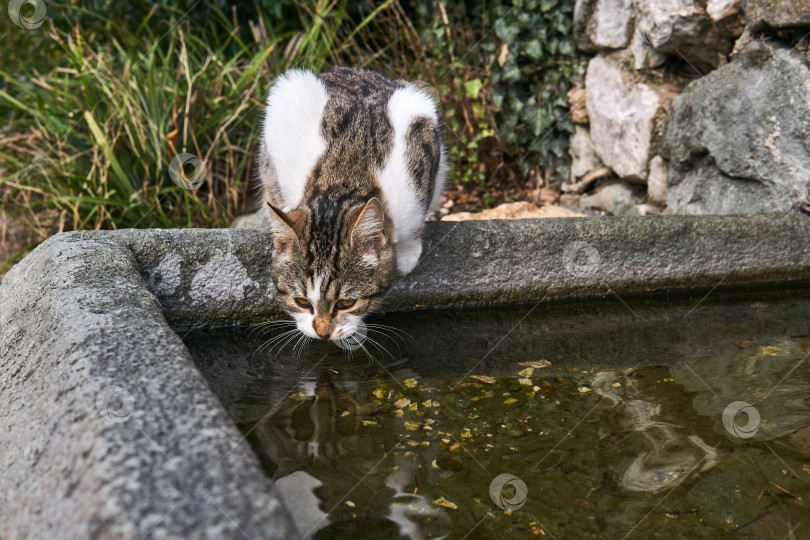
[[71, 211, 810, 324]]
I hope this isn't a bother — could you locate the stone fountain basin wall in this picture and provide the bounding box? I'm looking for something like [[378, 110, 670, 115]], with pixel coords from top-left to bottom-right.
[[1, 213, 809, 538]]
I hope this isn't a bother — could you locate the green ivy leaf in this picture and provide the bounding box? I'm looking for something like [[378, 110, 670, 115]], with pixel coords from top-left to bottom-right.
[[524, 39, 543, 60], [494, 18, 520, 43], [502, 66, 521, 82], [464, 78, 483, 99], [559, 40, 575, 56], [412, 0, 583, 182], [540, 0, 558, 12]]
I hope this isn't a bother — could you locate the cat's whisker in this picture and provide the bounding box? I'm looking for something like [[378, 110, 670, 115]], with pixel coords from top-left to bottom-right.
[[254, 334, 294, 359], [288, 334, 302, 363], [354, 339, 375, 364], [340, 339, 356, 364], [297, 336, 312, 363], [271, 330, 303, 359], [247, 320, 295, 339], [292, 333, 304, 356], [365, 325, 410, 353], [365, 324, 408, 346], [250, 319, 294, 328], [267, 335, 295, 360], [249, 319, 294, 331], [292, 334, 311, 363], [253, 331, 289, 356], [254, 328, 298, 357], [366, 328, 405, 357], [257, 323, 296, 340], [280, 331, 306, 357], [258, 326, 297, 343], [365, 323, 413, 342], [252, 321, 295, 331], [255, 328, 292, 343], [361, 333, 397, 362], [352, 335, 384, 367]]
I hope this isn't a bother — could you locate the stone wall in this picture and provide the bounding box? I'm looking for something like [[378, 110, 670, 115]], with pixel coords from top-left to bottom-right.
[[568, 0, 810, 216]]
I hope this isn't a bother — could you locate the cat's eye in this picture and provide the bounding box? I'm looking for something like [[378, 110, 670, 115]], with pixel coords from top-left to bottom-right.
[[336, 299, 356, 310], [294, 297, 312, 308]]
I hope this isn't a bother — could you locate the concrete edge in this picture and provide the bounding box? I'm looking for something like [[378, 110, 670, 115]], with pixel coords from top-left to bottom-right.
[[0, 234, 298, 538], [45, 211, 810, 325]]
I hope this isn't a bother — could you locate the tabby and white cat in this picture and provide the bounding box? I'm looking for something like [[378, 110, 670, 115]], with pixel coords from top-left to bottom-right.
[[258, 67, 446, 341]]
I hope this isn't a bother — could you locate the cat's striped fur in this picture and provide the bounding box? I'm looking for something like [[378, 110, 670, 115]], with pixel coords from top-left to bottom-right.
[[259, 67, 446, 341]]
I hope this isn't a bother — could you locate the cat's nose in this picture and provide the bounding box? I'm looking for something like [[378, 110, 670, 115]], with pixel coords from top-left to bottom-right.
[[315, 328, 330, 339], [312, 318, 331, 339]]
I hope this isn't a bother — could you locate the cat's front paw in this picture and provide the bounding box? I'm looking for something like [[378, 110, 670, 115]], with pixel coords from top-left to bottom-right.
[[396, 238, 422, 276]]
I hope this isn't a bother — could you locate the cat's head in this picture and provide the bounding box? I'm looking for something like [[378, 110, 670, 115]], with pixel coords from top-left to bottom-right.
[[267, 197, 396, 340]]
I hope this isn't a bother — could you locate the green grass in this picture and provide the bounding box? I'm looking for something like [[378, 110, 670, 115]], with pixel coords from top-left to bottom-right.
[[2, 10, 266, 232], [0, 1, 401, 240]]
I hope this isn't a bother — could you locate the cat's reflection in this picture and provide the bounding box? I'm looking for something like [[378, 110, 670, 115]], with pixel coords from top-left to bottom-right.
[[244, 369, 452, 539], [264, 373, 363, 463]]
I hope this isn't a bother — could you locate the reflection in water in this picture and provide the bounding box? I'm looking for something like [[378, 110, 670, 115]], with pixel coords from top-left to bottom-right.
[[244, 370, 452, 539], [592, 370, 719, 494], [673, 337, 810, 441], [182, 289, 810, 539]]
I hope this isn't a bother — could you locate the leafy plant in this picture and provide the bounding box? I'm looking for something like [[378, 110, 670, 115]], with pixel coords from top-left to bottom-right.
[[443, 77, 496, 186], [404, 0, 582, 185], [486, 0, 581, 181]]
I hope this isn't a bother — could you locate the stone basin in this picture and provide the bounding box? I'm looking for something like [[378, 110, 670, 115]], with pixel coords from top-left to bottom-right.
[[1, 212, 808, 538]]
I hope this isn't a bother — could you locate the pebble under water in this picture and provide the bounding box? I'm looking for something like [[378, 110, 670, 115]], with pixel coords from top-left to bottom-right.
[[180, 287, 810, 539]]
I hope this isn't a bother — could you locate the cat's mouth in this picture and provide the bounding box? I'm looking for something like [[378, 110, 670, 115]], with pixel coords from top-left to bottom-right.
[[290, 310, 368, 346], [321, 325, 357, 341], [293, 318, 357, 341]]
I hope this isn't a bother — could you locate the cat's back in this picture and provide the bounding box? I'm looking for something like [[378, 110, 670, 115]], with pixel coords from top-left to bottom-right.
[[316, 66, 402, 103], [313, 67, 404, 174], [260, 67, 446, 239]]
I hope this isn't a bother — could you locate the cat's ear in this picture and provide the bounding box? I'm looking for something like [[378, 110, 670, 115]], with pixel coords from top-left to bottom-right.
[[267, 203, 301, 252], [351, 197, 386, 254]]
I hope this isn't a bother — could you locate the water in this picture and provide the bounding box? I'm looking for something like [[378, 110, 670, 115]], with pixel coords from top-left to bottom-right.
[[180, 287, 810, 539]]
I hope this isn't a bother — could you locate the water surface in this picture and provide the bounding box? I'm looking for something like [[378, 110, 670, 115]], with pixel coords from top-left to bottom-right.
[[181, 288, 810, 539]]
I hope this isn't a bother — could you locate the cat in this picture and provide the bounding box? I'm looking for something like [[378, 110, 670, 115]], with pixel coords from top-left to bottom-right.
[[258, 67, 446, 341], [247, 367, 453, 536]]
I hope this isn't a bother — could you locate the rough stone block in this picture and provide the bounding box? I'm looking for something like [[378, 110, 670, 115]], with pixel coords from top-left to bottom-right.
[[661, 40, 810, 215], [586, 53, 680, 181]]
